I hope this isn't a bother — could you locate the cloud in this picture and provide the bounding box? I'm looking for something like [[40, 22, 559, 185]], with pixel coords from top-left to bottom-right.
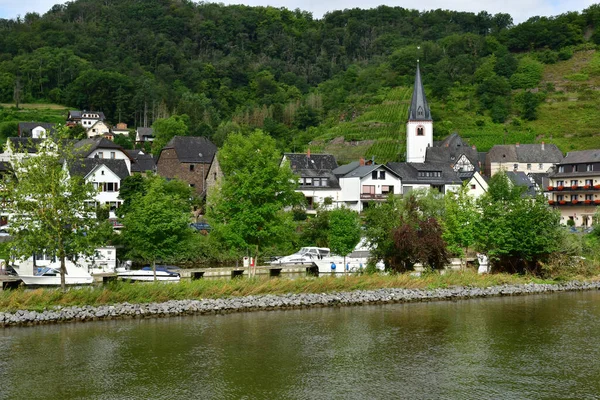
[[0, 0, 594, 23]]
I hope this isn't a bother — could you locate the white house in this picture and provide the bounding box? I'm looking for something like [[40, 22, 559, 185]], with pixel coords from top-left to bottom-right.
[[73, 137, 133, 173], [136, 127, 154, 143], [18, 122, 55, 139], [86, 120, 111, 138], [67, 110, 106, 128], [337, 163, 402, 212]]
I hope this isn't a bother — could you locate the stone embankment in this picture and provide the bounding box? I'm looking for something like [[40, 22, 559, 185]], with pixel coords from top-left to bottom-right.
[[2, 281, 599, 327]]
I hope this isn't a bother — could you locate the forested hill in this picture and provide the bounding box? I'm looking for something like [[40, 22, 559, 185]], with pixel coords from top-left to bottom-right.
[[1, 0, 600, 162]]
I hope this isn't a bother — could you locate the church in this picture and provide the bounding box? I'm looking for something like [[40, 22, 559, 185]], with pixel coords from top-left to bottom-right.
[[386, 62, 487, 195]]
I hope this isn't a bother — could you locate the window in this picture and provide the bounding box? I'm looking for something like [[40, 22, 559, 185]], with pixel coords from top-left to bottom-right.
[[382, 185, 393, 195], [101, 170, 105, 176], [213, 172, 217, 180], [588, 164, 593, 172], [189, 184, 195, 188], [513, 164, 518, 170], [471, 184, 476, 190], [586, 179, 593, 186], [556, 195, 564, 201], [321, 178, 328, 187], [97, 152, 103, 159], [379, 171, 385, 179], [313, 178, 320, 187], [539, 163, 543, 170], [304, 178, 312, 186], [110, 152, 115, 159], [372, 171, 377, 179], [416, 126, 424, 136], [571, 180, 578, 186], [103, 182, 118, 192], [189, 164, 195, 171], [362, 185, 375, 195], [527, 164, 531, 170], [586, 194, 593, 201], [556, 180, 564, 187], [559, 166, 564, 173]]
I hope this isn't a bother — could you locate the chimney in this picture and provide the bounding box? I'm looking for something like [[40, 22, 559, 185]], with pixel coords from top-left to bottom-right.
[[542, 141, 545, 151], [359, 157, 365, 166]]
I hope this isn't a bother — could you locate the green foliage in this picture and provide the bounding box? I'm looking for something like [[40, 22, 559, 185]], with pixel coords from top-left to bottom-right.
[[1, 127, 111, 290], [121, 175, 194, 267], [442, 185, 479, 257], [207, 130, 302, 259], [328, 208, 361, 258], [475, 172, 562, 273], [151, 115, 190, 156], [510, 57, 544, 89]]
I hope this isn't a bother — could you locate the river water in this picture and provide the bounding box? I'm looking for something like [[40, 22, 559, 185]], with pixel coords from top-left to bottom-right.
[[1, 291, 599, 399]]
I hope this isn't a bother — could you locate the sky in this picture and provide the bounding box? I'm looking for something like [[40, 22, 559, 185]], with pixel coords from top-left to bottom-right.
[[0, 0, 594, 24]]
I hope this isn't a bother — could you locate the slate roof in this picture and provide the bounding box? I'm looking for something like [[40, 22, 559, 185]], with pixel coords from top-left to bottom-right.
[[136, 127, 154, 138], [560, 149, 600, 164], [127, 149, 157, 173], [0, 161, 11, 172], [18, 122, 55, 137], [425, 133, 479, 169], [408, 62, 431, 121], [69, 159, 130, 180], [73, 137, 125, 158], [6, 137, 43, 153], [68, 110, 106, 120], [506, 171, 537, 197], [487, 144, 563, 164], [284, 153, 338, 171], [386, 162, 462, 185], [333, 161, 360, 177], [162, 136, 217, 163]]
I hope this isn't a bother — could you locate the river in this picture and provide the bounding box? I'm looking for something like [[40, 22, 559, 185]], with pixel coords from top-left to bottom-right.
[[0, 290, 599, 399]]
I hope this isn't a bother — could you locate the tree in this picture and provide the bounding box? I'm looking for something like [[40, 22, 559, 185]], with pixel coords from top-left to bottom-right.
[[206, 130, 302, 263], [328, 208, 361, 273], [476, 172, 562, 274], [2, 128, 111, 291], [442, 185, 479, 266], [121, 175, 194, 280], [151, 115, 189, 156]]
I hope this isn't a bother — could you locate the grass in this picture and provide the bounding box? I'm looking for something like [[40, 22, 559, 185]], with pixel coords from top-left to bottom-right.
[[0, 270, 582, 313]]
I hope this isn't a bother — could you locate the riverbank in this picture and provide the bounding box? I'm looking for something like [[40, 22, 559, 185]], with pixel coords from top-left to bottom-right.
[[1, 273, 599, 327]]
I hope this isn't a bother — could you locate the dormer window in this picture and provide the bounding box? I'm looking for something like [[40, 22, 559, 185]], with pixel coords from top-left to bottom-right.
[[417, 106, 424, 118]]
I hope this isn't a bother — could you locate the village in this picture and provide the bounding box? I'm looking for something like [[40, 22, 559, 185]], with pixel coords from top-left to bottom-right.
[[0, 64, 595, 239]]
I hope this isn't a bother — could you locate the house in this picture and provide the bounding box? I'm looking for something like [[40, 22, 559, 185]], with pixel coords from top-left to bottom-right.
[[205, 152, 223, 199], [465, 171, 489, 198], [156, 136, 217, 196], [126, 149, 156, 175], [136, 127, 154, 143], [18, 122, 55, 139], [427, 133, 480, 173], [73, 137, 133, 173], [69, 159, 130, 222], [485, 143, 563, 176], [386, 162, 462, 194], [112, 123, 130, 137], [505, 171, 538, 197], [282, 152, 340, 212], [67, 111, 106, 128], [337, 162, 402, 212], [86, 120, 112, 138], [546, 149, 600, 227], [0, 137, 44, 163]]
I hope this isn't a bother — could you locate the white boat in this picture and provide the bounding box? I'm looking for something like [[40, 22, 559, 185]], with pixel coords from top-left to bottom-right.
[[270, 247, 331, 265], [17, 260, 94, 286], [117, 265, 180, 282]]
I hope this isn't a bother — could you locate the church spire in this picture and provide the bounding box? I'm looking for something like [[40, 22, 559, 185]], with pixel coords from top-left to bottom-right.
[[407, 61, 431, 121]]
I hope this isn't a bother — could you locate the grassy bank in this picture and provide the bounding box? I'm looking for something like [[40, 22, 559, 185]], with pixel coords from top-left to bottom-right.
[[0, 271, 579, 313]]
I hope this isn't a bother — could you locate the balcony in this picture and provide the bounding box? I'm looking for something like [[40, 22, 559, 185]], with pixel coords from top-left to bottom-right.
[[547, 185, 600, 192], [549, 199, 600, 206], [360, 193, 390, 200]]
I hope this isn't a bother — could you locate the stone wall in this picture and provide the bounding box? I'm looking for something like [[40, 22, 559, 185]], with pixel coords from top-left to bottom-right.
[[157, 148, 211, 196]]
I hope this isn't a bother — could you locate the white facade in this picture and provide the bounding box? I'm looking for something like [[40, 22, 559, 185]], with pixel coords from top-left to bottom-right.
[[466, 172, 488, 198], [86, 121, 111, 138], [339, 166, 401, 212], [81, 113, 103, 128], [31, 126, 48, 139], [86, 164, 123, 219], [406, 120, 433, 163], [88, 148, 132, 173], [489, 161, 553, 176]]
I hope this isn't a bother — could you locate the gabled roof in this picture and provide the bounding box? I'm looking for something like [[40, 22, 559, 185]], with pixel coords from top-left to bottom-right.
[[342, 164, 399, 179], [407, 62, 431, 121], [284, 153, 338, 171], [487, 144, 563, 164], [386, 162, 462, 185], [69, 159, 130, 180], [136, 127, 154, 136], [18, 122, 55, 137], [506, 171, 537, 197], [6, 137, 43, 153], [73, 137, 127, 158], [333, 161, 360, 177], [127, 150, 156, 173], [68, 110, 106, 120], [560, 149, 600, 164], [161, 136, 217, 163], [425, 133, 479, 169]]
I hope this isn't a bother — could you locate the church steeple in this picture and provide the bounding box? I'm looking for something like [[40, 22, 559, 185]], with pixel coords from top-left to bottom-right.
[[407, 61, 431, 121], [405, 61, 433, 163]]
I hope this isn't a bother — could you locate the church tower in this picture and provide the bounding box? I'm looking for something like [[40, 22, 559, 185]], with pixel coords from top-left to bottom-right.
[[406, 61, 433, 163]]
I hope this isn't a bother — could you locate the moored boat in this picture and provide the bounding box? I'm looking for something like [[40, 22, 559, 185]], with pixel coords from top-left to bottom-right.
[[17, 260, 94, 286], [117, 265, 180, 282]]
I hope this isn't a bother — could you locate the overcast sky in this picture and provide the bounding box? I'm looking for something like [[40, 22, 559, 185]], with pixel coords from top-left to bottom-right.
[[0, 0, 594, 24]]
